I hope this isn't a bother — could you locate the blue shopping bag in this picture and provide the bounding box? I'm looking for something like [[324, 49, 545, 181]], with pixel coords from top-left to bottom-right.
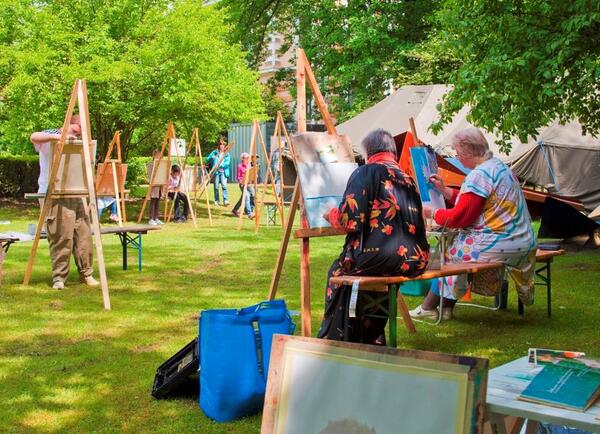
[[199, 300, 295, 422]]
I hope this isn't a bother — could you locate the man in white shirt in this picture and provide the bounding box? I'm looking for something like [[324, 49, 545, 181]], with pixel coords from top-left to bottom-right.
[[29, 115, 99, 290], [30, 115, 81, 193]]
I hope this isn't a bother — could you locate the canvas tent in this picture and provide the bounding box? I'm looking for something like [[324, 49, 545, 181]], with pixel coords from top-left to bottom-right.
[[336, 84, 522, 159], [506, 120, 600, 213]]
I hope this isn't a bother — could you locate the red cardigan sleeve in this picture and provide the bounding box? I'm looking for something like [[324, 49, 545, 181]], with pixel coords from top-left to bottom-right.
[[433, 192, 486, 228], [449, 188, 459, 204]]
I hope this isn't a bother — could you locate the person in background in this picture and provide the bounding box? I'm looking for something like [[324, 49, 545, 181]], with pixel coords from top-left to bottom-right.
[[94, 151, 119, 223], [30, 116, 99, 290], [167, 164, 189, 223], [231, 152, 255, 219], [271, 146, 281, 198], [410, 128, 536, 320], [147, 149, 164, 226], [206, 139, 231, 206], [319, 129, 429, 344]]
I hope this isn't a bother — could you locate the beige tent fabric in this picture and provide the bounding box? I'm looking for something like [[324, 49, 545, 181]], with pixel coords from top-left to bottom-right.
[[336, 84, 521, 159], [336, 85, 436, 149], [507, 120, 600, 212], [336, 85, 600, 212]]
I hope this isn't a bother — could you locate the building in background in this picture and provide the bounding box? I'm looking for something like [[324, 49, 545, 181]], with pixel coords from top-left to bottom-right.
[[258, 33, 295, 111]]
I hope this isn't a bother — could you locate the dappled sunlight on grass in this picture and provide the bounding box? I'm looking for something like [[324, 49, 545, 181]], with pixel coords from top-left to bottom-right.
[[22, 409, 84, 431], [1, 195, 599, 432]]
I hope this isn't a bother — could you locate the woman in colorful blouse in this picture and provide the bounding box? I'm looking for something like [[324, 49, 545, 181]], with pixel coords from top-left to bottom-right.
[[410, 127, 537, 321], [319, 129, 429, 345]]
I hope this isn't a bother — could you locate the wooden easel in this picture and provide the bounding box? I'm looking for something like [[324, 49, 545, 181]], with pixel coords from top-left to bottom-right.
[[166, 130, 198, 227], [95, 131, 127, 226], [266, 48, 341, 336], [188, 128, 212, 226], [237, 120, 280, 230], [23, 79, 111, 310], [136, 123, 173, 223], [253, 111, 289, 232], [188, 128, 213, 225]]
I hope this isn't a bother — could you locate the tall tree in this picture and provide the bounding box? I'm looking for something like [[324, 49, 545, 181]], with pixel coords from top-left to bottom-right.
[[0, 0, 265, 157], [222, 0, 439, 122], [429, 0, 600, 152]]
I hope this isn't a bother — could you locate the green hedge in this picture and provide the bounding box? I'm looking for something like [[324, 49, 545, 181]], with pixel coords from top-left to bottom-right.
[[126, 157, 152, 188], [0, 154, 40, 197], [0, 154, 157, 198]]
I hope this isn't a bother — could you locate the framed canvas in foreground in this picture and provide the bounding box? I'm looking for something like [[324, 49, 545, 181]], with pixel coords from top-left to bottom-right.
[[262, 335, 488, 434]]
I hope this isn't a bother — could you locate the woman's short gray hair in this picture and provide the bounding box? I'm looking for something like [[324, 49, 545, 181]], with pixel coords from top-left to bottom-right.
[[453, 128, 493, 159], [361, 129, 397, 158]]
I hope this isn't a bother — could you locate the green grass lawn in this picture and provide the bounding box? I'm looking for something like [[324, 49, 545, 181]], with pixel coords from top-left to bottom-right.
[[1, 190, 599, 433]]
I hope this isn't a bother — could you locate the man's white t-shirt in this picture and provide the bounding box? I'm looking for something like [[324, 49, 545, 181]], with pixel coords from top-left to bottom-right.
[[34, 128, 60, 194]]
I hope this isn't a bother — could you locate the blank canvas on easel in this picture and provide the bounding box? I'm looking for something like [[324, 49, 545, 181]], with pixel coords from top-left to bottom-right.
[[179, 166, 196, 194], [147, 159, 170, 186], [52, 141, 97, 194], [96, 163, 128, 196]]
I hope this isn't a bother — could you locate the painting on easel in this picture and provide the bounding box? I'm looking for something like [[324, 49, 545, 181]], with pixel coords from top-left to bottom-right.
[[290, 133, 357, 228], [410, 146, 446, 211], [296, 163, 358, 228], [291, 132, 355, 164]]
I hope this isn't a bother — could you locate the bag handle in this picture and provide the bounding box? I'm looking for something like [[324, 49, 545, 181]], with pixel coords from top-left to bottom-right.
[[251, 319, 264, 377]]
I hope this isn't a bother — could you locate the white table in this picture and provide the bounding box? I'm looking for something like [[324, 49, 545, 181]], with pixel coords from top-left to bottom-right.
[[486, 357, 600, 433]]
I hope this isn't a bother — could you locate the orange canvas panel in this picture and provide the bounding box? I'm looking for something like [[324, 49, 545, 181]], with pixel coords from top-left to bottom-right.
[[399, 131, 416, 178]]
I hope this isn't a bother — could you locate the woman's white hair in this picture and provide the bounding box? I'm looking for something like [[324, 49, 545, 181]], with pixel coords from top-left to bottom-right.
[[453, 128, 493, 159]]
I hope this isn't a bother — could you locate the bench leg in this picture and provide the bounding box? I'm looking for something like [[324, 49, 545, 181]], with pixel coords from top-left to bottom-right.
[[388, 284, 398, 347], [395, 284, 417, 334], [546, 262, 552, 317], [137, 233, 142, 272], [494, 279, 509, 310], [518, 298, 524, 315], [118, 233, 128, 270], [0, 244, 5, 287], [531, 259, 552, 318]]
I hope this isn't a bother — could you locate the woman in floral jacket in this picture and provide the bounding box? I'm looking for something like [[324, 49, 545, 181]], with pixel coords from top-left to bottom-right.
[[319, 129, 429, 345]]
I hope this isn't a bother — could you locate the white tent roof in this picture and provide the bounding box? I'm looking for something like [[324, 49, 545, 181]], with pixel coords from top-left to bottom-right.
[[336, 84, 522, 159]]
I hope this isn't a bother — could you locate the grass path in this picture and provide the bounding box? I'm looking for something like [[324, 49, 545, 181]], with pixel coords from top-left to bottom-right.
[[1, 195, 599, 433]]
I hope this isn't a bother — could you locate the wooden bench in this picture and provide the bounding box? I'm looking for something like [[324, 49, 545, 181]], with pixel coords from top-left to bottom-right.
[[329, 249, 566, 347], [459, 248, 565, 318], [328, 262, 505, 347], [25, 191, 132, 201], [523, 248, 564, 317], [99, 225, 161, 271], [7, 224, 161, 273], [261, 199, 292, 225]]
